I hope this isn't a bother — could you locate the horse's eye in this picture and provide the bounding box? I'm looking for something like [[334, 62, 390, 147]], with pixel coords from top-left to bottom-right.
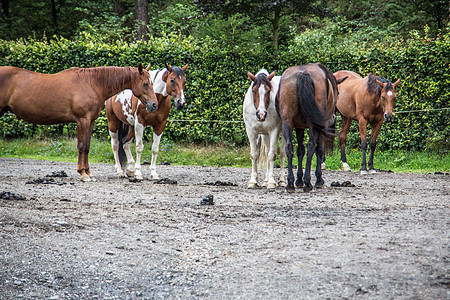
[[144, 83, 149, 89]]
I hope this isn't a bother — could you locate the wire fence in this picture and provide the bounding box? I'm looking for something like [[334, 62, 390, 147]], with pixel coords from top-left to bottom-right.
[[167, 107, 450, 124]]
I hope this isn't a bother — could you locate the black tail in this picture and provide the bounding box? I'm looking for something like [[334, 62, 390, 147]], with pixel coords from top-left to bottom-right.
[[118, 122, 129, 168], [296, 72, 328, 137]]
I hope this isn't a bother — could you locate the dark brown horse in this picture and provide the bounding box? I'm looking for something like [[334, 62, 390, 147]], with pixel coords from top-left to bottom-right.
[[277, 63, 342, 192], [334, 70, 400, 174], [106, 63, 188, 180], [0, 64, 158, 181]]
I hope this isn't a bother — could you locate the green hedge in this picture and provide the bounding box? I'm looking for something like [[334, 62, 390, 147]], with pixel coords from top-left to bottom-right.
[[0, 27, 449, 151]]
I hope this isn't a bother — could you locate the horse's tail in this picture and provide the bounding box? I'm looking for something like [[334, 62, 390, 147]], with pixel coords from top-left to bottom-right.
[[296, 72, 329, 137], [118, 122, 129, 168], [257, 134, 268, 169]]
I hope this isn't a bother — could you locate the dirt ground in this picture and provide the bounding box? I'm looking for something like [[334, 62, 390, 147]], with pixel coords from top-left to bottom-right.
[[0, 157, 448, 299]]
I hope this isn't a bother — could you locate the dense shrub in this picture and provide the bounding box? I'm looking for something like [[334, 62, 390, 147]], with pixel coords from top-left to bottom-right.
[[0, 27, 448, 151]]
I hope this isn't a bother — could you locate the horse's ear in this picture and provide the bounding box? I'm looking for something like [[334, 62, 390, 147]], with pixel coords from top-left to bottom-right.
[[376, 79, 386, 89], [393, 79, 400, 88], [267, 71, 276, 80], [162, 70, 168, 82], [145, 64, 151, 71], [165, 63, 173, 72], [138, 63, 144, 74], [247, 71, 256, 82], [181, 64, 188, 73], [337, 76, 348, 84]]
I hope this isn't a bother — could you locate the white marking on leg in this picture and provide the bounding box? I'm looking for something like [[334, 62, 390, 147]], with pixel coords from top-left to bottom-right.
[[150, 132, 162, 180], [134, 123, 145, 180], [109, 130, 124, 177], [342, 162, 351, 171], [123, 139, 135, 177]]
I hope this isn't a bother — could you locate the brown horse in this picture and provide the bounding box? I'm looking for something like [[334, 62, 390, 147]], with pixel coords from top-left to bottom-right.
[[106, 63, 188, 180], [0, 64, 158, 181], [277, 63, 343, 192], [334, 70, 400, 174]]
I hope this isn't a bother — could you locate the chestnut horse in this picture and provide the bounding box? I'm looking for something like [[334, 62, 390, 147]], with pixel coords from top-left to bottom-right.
[[0, 64, 158, 181], [334, 70, 400, 174], [277, 63, 342, 192], [106, 63, 188, 180], [243, 69, 286, 189]]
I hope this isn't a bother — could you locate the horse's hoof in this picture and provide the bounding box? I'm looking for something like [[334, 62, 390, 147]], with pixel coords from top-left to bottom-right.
[[151, 174, 160, 180], [360, 170, 368, 175], [89, 176, 97, 182], [315, 180, 325, 188], [126, 170, 135, 177], [368, 169, 377, 174], [303, 184, 313, 192], [342, 162, 351, 171], [267, 182, 276, 189], [136, 174, 143, 180], [295, 179, 304, 187], [278, 181, 287, 187], [262, 180, 268, 187], [117, 172, 125, 178], [248, 182, 257, 189], [285, 183, 295, 193], [81, 175, 91, 182]]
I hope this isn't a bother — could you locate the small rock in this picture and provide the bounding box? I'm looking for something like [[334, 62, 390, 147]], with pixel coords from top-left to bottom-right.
[[200, 195, 214, 205]]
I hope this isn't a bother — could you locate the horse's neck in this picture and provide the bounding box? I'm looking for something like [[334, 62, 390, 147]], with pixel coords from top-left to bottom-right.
[[151, 69, 168, 97], [93, 67, 136, 100]]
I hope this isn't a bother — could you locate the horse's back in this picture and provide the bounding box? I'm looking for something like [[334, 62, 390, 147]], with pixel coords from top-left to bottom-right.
[[334, 71, 365, 119]]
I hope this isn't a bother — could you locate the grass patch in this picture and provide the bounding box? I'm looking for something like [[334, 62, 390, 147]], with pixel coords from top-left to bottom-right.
[[0, 137, 448, 173]]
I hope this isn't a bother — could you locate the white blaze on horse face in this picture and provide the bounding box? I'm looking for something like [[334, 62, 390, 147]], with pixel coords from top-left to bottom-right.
[[387, 91, 393, 97], [115, 89, 135, 124], [257, 84, 267, 119]]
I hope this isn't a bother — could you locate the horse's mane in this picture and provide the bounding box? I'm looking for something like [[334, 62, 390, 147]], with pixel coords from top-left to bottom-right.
[[171, 66, 185, 77], [253, 69, 272, 89], [367, 73, 393, 94], [70, 66, 136, 91]]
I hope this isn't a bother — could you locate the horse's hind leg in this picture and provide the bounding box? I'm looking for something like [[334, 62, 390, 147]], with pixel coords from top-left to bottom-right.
[[133, 124, 145, 180], [278, 135, 287, 187], [303, 128, 319, 192], [282, 123, 295, 192], [314, 135, 325, 188], [123, 138, 136, 177], [76, 118, 96, 182], [110, 130, 125, 177], [295, 128, 305, 187]]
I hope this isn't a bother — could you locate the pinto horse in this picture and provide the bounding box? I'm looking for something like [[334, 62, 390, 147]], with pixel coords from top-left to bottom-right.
[[334, 70, 400, 174], [243, 69, 286, 189], [277, 63, 342, 192], [106, 63, 188, 180], [0, 64, 157, 181]]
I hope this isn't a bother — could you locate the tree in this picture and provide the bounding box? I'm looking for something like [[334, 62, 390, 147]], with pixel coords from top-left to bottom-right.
[[135, 0, 148, 41]]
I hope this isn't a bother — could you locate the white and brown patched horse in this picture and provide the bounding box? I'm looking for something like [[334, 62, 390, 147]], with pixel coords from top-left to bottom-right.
[[106, 63, 188, 180], [0, 63, 157, 181], [243, 69, 286, 189]]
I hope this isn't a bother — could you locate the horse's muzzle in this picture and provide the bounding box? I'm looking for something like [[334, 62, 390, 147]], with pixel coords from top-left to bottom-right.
[[146, 101, 158, 113], [175, 98, 185, 111], [384, 113, 394, 122], [256, 110, 267, 122]]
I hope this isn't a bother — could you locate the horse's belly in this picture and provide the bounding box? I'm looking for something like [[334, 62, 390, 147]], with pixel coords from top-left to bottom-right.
[[9, 100, 75, 125]]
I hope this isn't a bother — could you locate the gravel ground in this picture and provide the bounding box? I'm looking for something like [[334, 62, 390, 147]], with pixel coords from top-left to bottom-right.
[[0, 157, 448, 299]]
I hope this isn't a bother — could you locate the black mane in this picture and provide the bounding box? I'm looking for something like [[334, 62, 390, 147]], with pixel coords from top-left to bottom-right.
[[367, 73, 393, 94]]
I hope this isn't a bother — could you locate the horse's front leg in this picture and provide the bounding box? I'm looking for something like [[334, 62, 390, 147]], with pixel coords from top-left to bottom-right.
[[283, 123, 295, 192], [76, 118, 95, 182], [358, 119, 369, 175], [264, 131, 279, 189], [278, 135, 287, 187], [303, 128, 318, 192], [148, 132, 162, 180], [295, 128, 305, 187], [247, 130, 260, 188], [368, 120, 383, 174], [134, 124, 145, 180], [109, 130, 125, 177], [340, 116, 352, 171]]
